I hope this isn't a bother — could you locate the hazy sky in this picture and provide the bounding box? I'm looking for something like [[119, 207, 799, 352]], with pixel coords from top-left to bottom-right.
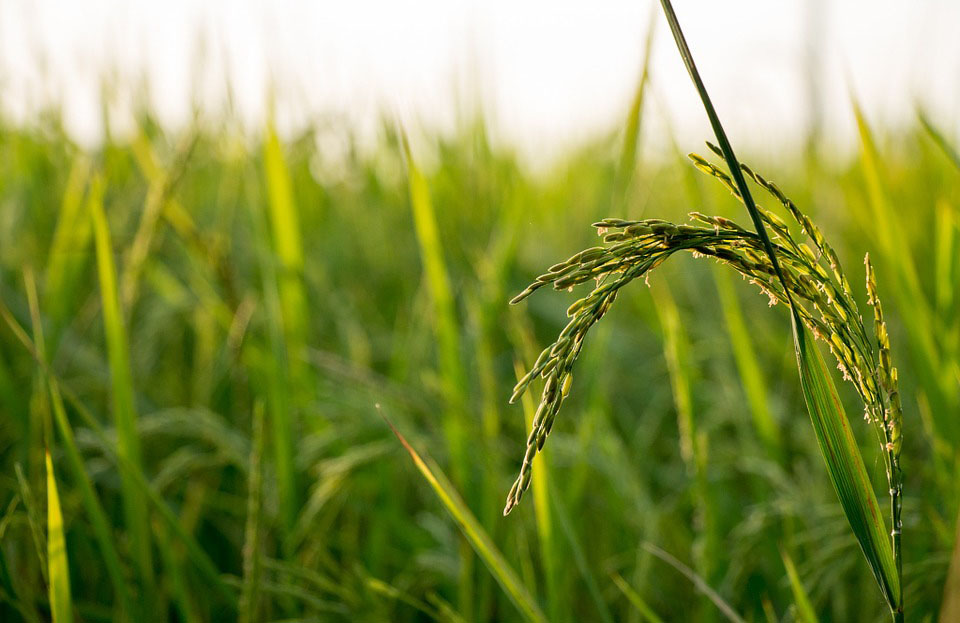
[[1, 1, 958, 162]]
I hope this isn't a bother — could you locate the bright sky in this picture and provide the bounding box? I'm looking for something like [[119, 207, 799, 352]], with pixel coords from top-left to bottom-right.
[[1, 1, 958, 163]]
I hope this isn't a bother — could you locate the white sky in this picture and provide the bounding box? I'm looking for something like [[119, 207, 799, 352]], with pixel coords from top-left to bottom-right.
[[1, 1, 959, 163]]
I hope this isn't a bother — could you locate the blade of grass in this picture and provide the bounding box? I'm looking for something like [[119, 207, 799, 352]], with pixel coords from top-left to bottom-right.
[[918, 108, 960, 172], [642, 542, 745, 623], [44, 154, 92, 351], [89, 173, 155, 593], [247, 166, 299, 541], [780, 547, 818, 623], [45, 450, 73, 623], [400, 129, 474, 617], [793, 316, 900, 613], [258, 118, 311, 545], [381, 409, 547, 623], [611, 572, 664, 623], [25, 269, 135, 620], [361, 570, 446, 622], [263, 120, 309, 350], [399, 130, 468, 481]]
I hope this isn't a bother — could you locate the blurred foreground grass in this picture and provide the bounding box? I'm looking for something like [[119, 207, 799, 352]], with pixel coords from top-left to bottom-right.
[[0, 103, 958, 621]]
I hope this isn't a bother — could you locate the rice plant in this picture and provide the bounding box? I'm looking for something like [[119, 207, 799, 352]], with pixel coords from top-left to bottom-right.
[[506, 2, 905, 620]]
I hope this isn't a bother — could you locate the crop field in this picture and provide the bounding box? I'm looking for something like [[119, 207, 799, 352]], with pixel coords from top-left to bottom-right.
[[1, 5, 959, 622]]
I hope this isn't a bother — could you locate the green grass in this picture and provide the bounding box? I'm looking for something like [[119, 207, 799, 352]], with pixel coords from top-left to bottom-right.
[[0, 47, 957, 621]]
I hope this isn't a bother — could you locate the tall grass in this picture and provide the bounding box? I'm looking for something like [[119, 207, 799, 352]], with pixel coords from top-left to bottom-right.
[[0, 32, 956, 620]]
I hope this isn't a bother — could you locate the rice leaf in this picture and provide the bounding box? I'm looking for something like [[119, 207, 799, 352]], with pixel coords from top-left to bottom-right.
[[780, 547, 818, 623], [44, 154, 92, 350], [90, 174, 155, 592], [382, 411, 547, 623], [792, 316, 900, 612], [610, 573, 664, 623], [45, 451, 73, 623], [642, 542, 745, 623], [248, 183, 299, 539], [400, 130, 468, 484], [263, 119, 308, 347]]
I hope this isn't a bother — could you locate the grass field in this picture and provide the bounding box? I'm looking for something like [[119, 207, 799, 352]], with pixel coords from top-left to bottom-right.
[[0, 33, 959, 620]]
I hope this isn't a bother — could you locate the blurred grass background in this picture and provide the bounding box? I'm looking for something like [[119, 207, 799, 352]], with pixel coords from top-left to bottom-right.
[[0, 85, 958, 621]]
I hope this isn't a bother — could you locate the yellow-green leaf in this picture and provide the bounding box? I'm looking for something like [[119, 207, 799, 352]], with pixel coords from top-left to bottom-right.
[[46, 451, 73, 623], [792, 316, 900, 611], [383, 413, 547, 623], [781, 547, 818, 623]]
